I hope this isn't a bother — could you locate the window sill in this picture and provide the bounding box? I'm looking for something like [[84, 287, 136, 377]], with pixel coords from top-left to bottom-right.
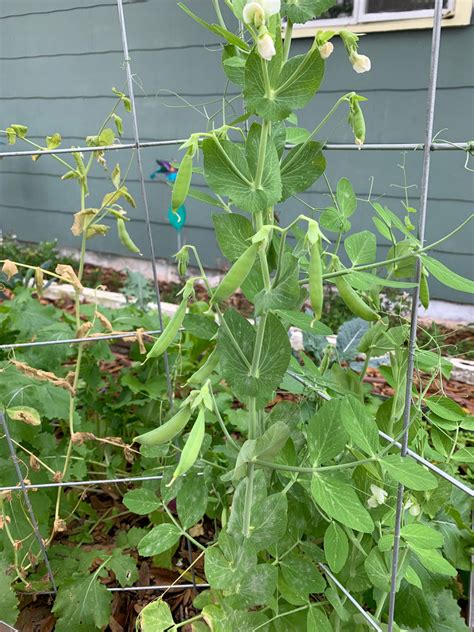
[[291, 0, 472, 37]]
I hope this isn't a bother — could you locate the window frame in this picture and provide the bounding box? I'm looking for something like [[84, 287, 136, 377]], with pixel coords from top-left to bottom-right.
[[291, 0, 472, 36]]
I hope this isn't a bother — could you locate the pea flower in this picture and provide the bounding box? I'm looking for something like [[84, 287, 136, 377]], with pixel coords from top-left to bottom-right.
[[257, 32, 276, 61], [367, 484, 387, 508], [405, 498, 421, 516], [243, 0, 280, 25], [318, 41, 334, 60], [350, 51, 371, 74]]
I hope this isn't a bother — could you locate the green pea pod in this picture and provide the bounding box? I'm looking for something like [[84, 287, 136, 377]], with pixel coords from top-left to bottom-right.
[[349, 102, 366, 146], [420, 272, 430, 309], [309, 241, 323, 320], [211, 243, 258, 304], [134, 405, 192, 446], [117, 218, 141, 255], [335, 274, 379, 322], [147, 297, 188, 359], [172, 148, 193, 212], [187, 348, 218, 385], [171, 407, 205, 482]]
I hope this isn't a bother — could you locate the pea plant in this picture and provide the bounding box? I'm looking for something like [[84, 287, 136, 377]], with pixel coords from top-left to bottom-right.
[[134, 1, 473, 630], [0, 0, 472, 630]]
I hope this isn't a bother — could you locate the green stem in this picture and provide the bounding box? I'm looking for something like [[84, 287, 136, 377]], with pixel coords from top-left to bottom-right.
[[1, 133, 75, 172], [254, 457, 377, 474], [176, 614, 204, 630], [211, 0, 227, 29], [162, 503, 206, 551], [283, 19, 293, 63], [255, 120, 270, 191], [209, 385, 240, 451]]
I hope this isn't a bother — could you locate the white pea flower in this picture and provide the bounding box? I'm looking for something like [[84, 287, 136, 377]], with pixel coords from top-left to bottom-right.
[[319, 41, 334, 60], [243, 2, 265, 27], [350, 51, 371, 73], [367, 484, 387, 508], [259, 0, 281, 18], [257, 32, 276, 61], [405, 498, 421, 516]]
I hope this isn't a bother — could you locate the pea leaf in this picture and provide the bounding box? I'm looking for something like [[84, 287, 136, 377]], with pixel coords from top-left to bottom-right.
[[106, 551, 139, 588], [178, 3, 249, 51], [204, 533, 257, 590], [344, 230, 377, 265], [138, 599, 175, 632], [137, 524, 181, 557], [122, 488, 161, 515], [400, 523, 444, 549], [341, 395, 380, 456], [213, 213, 253, 261], [364, 547, 391, 591], [324, 523, 348, 574], [307, 605, 332, 632], [281, 0, 336, 23], [176, 476, 208, 530], [381, 455, 438, 490], [237, 564, 278, 606], [255, 253, 301, 314], [336, 178, 356, 217], [311, 473, 374, 533], [410, 546, 457, 577], [245, 47, 324, 121], [217, 309, 291, 405], [182, 314, 218, 340], [423, 255, 474, 294], [307, 399, 347, 465], [52, 574, 113, 632], [280, 551, 326, 598], [280, 141, 326, 200]]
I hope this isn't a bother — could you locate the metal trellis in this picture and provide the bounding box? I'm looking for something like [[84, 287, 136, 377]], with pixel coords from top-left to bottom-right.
[[0, 0, 472, 628]]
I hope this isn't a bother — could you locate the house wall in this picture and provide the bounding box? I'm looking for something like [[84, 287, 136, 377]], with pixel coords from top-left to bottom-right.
[[0, 0, 473, 302]]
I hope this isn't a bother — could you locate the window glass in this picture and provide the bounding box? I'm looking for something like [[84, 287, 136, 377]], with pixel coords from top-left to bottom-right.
[[318, 0, 354, 19], [365, 0, 448, 12]]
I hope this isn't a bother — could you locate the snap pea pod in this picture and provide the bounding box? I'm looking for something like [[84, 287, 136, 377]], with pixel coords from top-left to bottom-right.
[[335, 274, 379, 322], [117, 218, 141, 255], [187, 348, 218, 385], [171, 407, 205, 482], [172, 147, 193, 212], [146, 296, 188, 359], [420, 270, 430, 309], [211, 243, 258, 304], [134, 405, 192, 446], [308, 241, 323, 320]]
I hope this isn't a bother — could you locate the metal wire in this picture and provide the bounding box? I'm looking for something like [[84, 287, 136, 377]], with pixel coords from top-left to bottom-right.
[[0, 140, 469, 159], [387, 1, 444, 629], [0, 329, 163, 350], [115, 0, 173, 406], [319, 564, 382, 632], [0, 411, 57, 593]]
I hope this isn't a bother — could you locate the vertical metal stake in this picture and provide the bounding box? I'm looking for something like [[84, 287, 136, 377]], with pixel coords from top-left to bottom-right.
[[386, 0, 444, 629], [0, 412, 57, 593], [116, 0, 174, 405]]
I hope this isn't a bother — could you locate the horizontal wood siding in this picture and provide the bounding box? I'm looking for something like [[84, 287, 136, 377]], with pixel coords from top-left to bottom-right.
[[0, 0, 473, 301]]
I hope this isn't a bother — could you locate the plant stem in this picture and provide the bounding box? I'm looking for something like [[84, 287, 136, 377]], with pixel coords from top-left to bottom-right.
[[212, 0, 227, 29], [162, 503, 206, 551], [283, 19, 293, 63], [255, 120, 270, 191], [254, 457, 376, 474]]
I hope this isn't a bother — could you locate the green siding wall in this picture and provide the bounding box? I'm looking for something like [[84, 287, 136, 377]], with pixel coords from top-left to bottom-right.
[[1, 0, 473, 302]]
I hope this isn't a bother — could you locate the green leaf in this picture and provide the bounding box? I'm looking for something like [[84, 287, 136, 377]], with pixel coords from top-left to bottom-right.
[[178, 3, 249, 51], [203, 134, 281, 213], [139, 599, 176, 632], [176, 475, 208, 530], [425, 396, 466, 421], [336, 178, 356, 217], [46, 132, 62, 150], [364, 547, 391, 591], [381, 455, 438, 491], [6, 405, 41, 426], [250, 493, 288, 550], [255, 253, 301, 314], [400, 523, 444, 550], [423, 255, 474, 294], [307, 399, 347, 465], [255, 421, 291, 461], [237, 564, 277, 606], [0, 558, 19, 625], [411, 546, 457, 577], [344, 230, 376, 265], [280, 141, 326, 201], [320, 206, 351, 233], [204, 533, 256, 590], [307, 605, 332, 632], [286, 126, 311, 144], [106, 551, 139, 588], [341, 395, 380, 456], [282, 0, 336, 23], [276, 309, 332, 335], [280, 551, 326, 598], [137, 524, 181, 557], [122, 488, 161, 515], [324, 523, 349, 573], [52, 574, 113, 631], [311, 473, 374, 533], [217, 310, 291, 405], [213, 213, 254, 261], [182, 314, 218, 340], [244, 47, 324, 121]]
